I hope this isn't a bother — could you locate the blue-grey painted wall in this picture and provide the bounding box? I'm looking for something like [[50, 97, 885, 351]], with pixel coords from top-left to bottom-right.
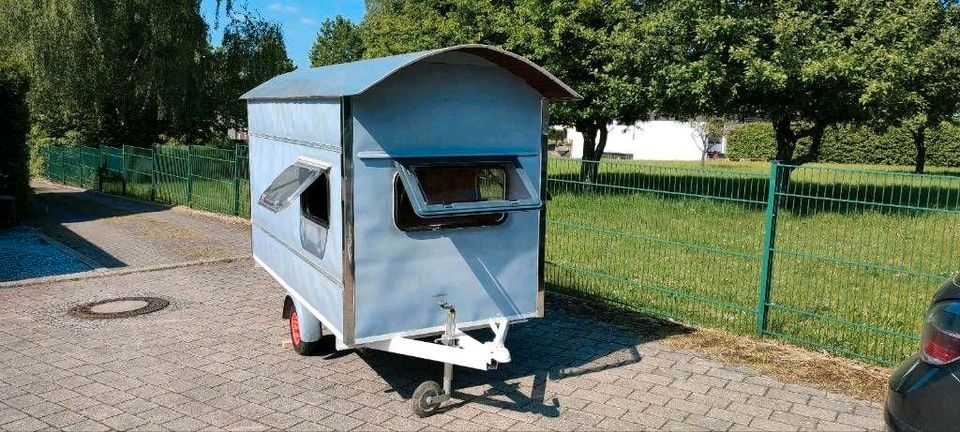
[[351, 52, 543, 342], [248, 99, 346, 338]]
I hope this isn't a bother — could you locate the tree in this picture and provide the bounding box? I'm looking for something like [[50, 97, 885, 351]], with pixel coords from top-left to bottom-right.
[[689, 117, 736, 168], [15, 0, 211, 147], [361, 0, 511, 58], [0, 60, 30, 219], [361, 0, 652, 182], [309, 16, 365, 67], [643, 0, 864, 167], [507, 0, 652, 182], [855, 0, 960, 173], [209, 12, 295, 134]]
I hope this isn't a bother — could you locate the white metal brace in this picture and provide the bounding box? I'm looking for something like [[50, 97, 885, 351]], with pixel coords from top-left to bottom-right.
[[363, 317, 512, 370]]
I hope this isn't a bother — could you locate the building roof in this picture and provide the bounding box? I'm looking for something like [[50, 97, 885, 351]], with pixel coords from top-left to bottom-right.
[[240, 44, 581, 101]]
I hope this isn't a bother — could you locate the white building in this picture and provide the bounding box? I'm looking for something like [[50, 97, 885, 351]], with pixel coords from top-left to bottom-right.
[[566, 120, 726, 161]]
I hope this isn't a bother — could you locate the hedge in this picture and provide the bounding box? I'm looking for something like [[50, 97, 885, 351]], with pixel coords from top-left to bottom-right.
[[0, 62, 30, 219], [726, 122, 776, 160], [727, 121, 960, 167]]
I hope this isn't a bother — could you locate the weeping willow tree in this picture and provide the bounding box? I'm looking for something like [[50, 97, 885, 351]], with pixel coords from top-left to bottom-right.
[[2, 0, 293, 148], [8, 0, 210, 146]]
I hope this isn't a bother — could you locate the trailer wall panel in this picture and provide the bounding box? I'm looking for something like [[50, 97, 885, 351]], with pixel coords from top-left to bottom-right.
[[350, 58, 543, 342]]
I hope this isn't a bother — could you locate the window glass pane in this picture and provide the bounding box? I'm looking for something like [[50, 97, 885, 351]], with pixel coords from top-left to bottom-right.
[[258, 159, 329, 213], [414, 166, 507, 205], [395, 180, 505, 231]]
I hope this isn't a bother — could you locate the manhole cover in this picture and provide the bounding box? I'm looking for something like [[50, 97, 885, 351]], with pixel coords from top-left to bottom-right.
[[71, 296, 169, 319]]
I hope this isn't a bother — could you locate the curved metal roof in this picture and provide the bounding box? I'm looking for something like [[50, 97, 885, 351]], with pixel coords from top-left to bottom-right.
[[240, 44, 581, 101]]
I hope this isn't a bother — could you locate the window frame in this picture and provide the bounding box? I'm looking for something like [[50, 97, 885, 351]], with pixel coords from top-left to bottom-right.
[[393, 156, 542, 218], [257, 157, 332, 214], [392, 174, 507, 232]]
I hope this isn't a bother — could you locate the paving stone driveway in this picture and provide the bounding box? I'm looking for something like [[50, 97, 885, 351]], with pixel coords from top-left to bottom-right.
[[29, 180, 249, 270], [0, 184, 885, 431]]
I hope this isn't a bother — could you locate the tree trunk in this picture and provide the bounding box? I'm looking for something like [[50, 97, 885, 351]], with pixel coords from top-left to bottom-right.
[[770, 118, 826, 193], [772, 117, 798, 163], [912, 126, 926, 174], [794, 122, 826, 165], [578, 123, 608, 183], [579, 126, 597, 182]]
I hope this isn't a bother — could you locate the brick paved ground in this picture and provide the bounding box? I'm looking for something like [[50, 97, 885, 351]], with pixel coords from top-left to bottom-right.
[[28, 179, 249, 270], [0, 183, 885, 431]]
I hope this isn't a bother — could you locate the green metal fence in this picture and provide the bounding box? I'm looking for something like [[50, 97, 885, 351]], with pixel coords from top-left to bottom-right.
[[41, 144, 250, 218], [545, 158, 960, 365], [39, 147, 960, 365], [759, 164, 960, 364]]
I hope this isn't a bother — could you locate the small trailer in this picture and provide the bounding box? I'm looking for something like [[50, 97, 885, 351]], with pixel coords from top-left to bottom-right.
[[241, 44, 579, 416]]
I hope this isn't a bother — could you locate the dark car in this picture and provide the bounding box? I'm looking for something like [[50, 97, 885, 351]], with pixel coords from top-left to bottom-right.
[[887, 273, 960, 432]]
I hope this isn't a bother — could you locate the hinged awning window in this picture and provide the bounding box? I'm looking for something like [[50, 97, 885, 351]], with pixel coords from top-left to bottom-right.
[[259, 157, 332, 213], [394, 157, 541, 217]]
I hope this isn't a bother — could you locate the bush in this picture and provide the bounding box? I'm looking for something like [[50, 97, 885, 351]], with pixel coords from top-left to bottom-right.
[[0, 62, 30, 219], [727, 121, 960, 168], [820, 123, 960, 167], [819, 125, 914, 166], [926, 123, 960, 168], [726, 122, 777, 160]]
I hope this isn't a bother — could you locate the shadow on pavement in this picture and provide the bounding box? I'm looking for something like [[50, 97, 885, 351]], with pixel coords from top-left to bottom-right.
[[342, 295, 692, 418], [27, 182, 169, 269]]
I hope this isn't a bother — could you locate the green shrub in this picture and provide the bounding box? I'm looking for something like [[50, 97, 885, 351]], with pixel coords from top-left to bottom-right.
[[820, 123, 960, 168], [819, 124, 914, 166], [926, 123, 960, 168], [0, 62, 30, 218], [727, 121, 960, 168], [726, 122, 776, 160]]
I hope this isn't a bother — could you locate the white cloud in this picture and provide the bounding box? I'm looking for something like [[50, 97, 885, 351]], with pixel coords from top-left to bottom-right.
[[267, 2, 312, 27], [268, 2, 300, 14]]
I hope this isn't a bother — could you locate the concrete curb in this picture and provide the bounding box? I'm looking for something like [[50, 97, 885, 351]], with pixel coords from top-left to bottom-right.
[[33, 229, 105, 270]]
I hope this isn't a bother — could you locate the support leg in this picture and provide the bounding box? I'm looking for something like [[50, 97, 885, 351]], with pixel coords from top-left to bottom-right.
[[411, 302, 457, 417], [440, 301, 457, 398]]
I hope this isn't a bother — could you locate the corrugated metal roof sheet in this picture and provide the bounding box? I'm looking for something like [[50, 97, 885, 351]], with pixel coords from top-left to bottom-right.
[[240, 44, 581, 101]]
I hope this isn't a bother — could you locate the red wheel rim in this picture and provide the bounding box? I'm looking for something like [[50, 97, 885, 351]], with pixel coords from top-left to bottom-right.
[[290, 311, 302, 346]]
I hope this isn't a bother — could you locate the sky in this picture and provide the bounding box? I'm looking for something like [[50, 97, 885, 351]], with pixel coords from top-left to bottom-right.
[[200, 0, 366, 69]]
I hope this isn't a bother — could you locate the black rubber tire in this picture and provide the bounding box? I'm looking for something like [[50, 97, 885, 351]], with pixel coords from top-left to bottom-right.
[[289, 309, 321, 356], [411, 380, 442, 418]]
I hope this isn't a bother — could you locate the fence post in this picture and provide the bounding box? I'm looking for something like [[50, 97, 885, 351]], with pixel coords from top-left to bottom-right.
[[60, 146, 66, 184], [121, 145, 127, 196], [78, 148, 84, 189], [232, 144, 240, 216], [187, 145, 193, 208], [151, 144, 157, 201], [98, 146, 104, 192], [756, 161, 781, 336]]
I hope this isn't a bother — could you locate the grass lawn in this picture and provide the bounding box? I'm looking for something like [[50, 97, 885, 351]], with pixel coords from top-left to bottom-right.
[[545, 157, 960, 364]]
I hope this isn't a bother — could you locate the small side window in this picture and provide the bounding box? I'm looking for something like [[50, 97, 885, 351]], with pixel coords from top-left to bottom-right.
[[301, 172, 329, 227], [258, 157, 331, 213]]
